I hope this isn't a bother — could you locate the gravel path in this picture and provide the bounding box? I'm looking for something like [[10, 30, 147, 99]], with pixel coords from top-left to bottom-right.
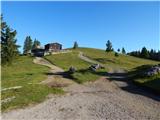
[[2, 57, 160, 120], [33, 57, 64, 73], [33, 57, 74, 87], [78, 52, 99, 64]]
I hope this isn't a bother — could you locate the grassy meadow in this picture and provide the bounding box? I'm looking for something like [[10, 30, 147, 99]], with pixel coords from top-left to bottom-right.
[[135, 75, 160, 93], [45, 52, 90, 71], [75, 48, 160, 92], [75, 47, 160, 71], [2, 48, 160, 111], [45, 51, 103, 83], [1, 56, 64, 112], [129, 65, 160, 93], [46, 48, 160, 91]]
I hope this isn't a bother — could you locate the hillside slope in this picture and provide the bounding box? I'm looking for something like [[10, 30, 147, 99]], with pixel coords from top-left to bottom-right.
[[45, 47, 160, 92], [75, 47, 160, 71], [45, 51, 102, 83], [3, 50, 160, 120], [1, 56, 63, 111]]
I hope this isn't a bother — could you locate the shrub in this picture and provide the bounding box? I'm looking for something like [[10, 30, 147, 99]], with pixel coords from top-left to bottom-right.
[[115, 52, 119, 57]]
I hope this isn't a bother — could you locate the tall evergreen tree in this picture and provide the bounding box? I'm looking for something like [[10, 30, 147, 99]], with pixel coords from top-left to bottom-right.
[[149, 49, 154, 59], [157, 51, 160, 61], [23, 36, 33, 55], [73, 41, 78, 49], [1, 15, 20, 65], [106, 40, 113, 52], [122, 47, 126, 54], [32, 39, 41, 49], [141, 47, 149, 58]]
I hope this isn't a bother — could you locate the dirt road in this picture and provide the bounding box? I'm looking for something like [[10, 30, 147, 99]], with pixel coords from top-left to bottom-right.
[[2, 57, 160, 120]]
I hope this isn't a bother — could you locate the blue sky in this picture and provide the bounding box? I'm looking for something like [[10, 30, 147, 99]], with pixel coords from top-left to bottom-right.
[[1, 1, 160, 53]]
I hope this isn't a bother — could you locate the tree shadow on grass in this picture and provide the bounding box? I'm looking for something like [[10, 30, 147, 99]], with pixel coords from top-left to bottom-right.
[[45, 65, 160, 101], [78, 68, 160, 102], [107, 65, 160, 101], [94, 58, 116, 64], [44, 69, 107, 84], [77, 69, 107, 76], [44, 71, 74, 80]]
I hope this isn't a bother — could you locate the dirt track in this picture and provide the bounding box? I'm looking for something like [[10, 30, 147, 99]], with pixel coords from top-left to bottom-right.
[[2, 57, 160, 120]]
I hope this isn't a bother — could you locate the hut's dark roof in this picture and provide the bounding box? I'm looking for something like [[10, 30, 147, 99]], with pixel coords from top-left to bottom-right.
[[45, 43, 62, 46]]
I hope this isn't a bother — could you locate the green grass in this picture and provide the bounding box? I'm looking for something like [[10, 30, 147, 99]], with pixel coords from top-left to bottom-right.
[[2, 56, 49, 88], [71, 69, 103, 83], [3, 48, 159, 111], [76, 48, 160, 92], [1, 56, 64, 112], [45, 51, 90, 70], [135, 76, 160, 92], [71, 48, 160, 92], [45, 48, 160, 86], [74, 47, 159, 71], [45, 51, 106, 83], [130, 65, 160, 93]]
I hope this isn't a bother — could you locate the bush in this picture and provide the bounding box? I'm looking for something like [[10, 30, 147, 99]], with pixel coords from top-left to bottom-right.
[[115, 52, 119, 57], [68, 66, 76, 74]]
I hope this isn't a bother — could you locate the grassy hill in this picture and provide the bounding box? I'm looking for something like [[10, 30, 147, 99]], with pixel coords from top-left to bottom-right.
[[75, 48, 160, 92], [45, 52, 90, 71], [1, 56, 63, 111], [45, 47, 160, 92], [74, 47, 159, 71], [45, 51, 102, 83], [2, 48, 160, 111]]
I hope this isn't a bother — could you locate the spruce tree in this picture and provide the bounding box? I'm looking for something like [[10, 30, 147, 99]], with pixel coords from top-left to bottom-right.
[[1, 15, 20, 65], [122, 47, 126, 54], [157, 51, 160, 61], [141, 47, 149, 58], [73, 41, 78, 49], [106, 40, 113, 52], [32, 39, 41, 49], [149, 49, 154, 59], [23, 36, 33, 55]]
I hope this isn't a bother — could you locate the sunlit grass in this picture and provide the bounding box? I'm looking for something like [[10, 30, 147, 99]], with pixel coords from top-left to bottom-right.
[[1, 56, 64, 112]]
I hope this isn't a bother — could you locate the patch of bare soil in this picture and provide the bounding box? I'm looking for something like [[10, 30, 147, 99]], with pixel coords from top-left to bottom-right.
[[42, 75, 73, 88]]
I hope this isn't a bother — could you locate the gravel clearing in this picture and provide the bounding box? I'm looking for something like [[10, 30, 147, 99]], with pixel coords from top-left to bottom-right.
[[2, 78, 160, 120], [2, 57, 160, 120]]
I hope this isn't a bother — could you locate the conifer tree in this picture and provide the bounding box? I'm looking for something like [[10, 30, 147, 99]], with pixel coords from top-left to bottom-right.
[[1, 15, 20, 65], [32, 39, 41, 49], [23, 36, 33, 55], [122, 47, 126, 54], [73, 41, 78, 49], [106, 40, 113, 52], [141, 47, 149, 58]]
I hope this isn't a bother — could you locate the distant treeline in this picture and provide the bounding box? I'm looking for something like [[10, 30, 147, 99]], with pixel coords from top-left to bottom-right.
[[127, 47, 160, 61]]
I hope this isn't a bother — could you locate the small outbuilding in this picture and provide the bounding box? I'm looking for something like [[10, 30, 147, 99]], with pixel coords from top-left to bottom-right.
[[31, 48, 45, 57]]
